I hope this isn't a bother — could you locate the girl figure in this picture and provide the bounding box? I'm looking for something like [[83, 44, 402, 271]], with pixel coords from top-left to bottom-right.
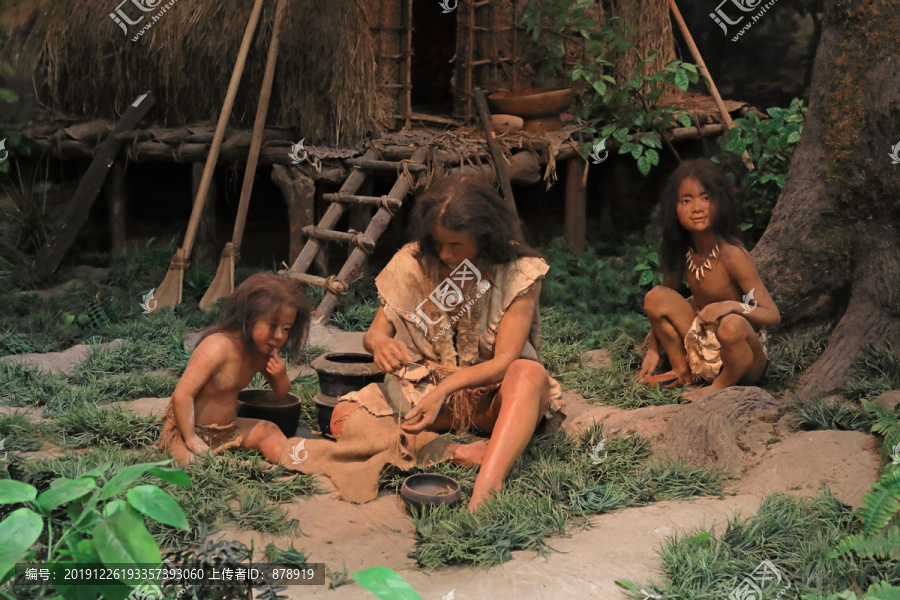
[[639, 158, 780, 402], [159, 272, 311, 465], [331, 174, 562, 512]]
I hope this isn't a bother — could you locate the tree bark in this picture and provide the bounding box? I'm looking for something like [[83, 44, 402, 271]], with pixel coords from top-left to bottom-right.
[[751, 0, 900, 399]]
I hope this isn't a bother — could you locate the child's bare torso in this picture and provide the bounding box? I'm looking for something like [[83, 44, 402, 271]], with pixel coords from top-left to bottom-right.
[[687, 244, 744, 310], [192, 334, 268, 427]]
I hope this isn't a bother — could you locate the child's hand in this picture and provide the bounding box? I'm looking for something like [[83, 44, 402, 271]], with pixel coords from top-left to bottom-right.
[[267, 348, 287, 380], [401, 391, 445, 434], [372, 338, 412, 374], [639, 349, 660, 381], [185, 435, 210, 455], [698, 301, 736, 324]]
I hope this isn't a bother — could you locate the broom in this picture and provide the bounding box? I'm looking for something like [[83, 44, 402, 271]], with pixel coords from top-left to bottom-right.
[[154, 0, 266, 310], [200, 0, 289, 311], [668, 0, 755, 171]]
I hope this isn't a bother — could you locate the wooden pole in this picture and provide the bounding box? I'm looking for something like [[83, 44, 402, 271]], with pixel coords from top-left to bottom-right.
[[668, 0, 754, 171], [105, 162, 127, 254], [564, 158, 587, 254]]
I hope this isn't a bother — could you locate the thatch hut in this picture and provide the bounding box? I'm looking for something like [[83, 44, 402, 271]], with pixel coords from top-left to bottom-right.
[[3, 0, 683, 145]]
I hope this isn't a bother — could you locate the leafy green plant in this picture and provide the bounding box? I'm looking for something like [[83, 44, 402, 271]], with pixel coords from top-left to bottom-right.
[[0, 460, 192, 599], [352, 567, 422, 600], [713, 99, 806, 245], [632, 245, 662, 289], [518, 1, 701, 177]]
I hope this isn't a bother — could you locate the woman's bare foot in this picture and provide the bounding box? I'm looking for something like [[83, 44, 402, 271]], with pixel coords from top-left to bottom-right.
[[451, 440, 489, 466]]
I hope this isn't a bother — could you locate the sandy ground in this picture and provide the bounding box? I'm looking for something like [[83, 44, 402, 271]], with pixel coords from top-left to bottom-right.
[[2, 323, 891, 599]]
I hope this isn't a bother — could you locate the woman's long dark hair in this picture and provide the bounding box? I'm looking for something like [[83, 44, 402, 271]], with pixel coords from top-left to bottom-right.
[[658, 158, 743, 284], [199, 273, 310, 358], [410, 174, 540, 267]]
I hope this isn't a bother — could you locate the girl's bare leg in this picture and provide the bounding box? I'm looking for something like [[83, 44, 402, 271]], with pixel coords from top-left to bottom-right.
[[685, 315, 768, 401], [643, 286, 697, 385], [459, 359, 550, 512]]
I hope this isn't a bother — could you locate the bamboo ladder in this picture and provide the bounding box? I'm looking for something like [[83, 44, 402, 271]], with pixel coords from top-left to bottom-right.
[[279, 147, 429, 324]]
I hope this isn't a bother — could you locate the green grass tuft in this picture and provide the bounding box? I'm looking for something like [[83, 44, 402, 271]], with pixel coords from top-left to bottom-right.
[[791, 397, 874, 433]]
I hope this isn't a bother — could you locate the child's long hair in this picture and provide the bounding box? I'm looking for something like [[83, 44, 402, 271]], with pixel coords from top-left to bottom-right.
[[199, 273, 310, 358], [658, 158, 744, 284], [410, 174, 541, 268]]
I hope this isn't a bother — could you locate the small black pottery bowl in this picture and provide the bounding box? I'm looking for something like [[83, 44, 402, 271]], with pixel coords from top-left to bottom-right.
[[400, 474, 462, 509], [236, 390, 301, 437]]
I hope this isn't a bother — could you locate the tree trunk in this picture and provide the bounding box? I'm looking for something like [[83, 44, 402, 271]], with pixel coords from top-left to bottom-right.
[[751, 0, 900, 399]]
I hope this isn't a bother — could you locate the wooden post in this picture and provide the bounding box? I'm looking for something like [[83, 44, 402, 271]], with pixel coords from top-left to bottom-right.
[[191, 162, 218, 271], [349, 178, 374, 271], [564, 158, 587, 254], [105, 162, 127, 253], [271, 165, 316, 266]]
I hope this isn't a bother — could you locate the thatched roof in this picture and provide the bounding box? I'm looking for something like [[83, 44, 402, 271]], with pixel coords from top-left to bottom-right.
[[4, 0, 384, 146]]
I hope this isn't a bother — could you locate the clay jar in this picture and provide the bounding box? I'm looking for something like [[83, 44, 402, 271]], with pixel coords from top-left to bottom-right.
[[311, 352, 385, 437], [236, 390, 302, 437]]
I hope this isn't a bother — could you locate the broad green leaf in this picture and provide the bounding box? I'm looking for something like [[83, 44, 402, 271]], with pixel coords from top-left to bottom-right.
[[646, 149, 660, 166], [630, 145, 643, 160], [0, 480, 37, 505], [101, 460, 173, 500], [102, 499, 133, 517], [352, 567, 424, 600], [591, 80, 606, 95], [92, 510, 161, 575], [612, 127, 630, 143], [637, 155, 651, 176], [0, 551, 31, 585], [0, 508, 43, 557], [678, 113, 692, 128], [639, 271, 653, 286], [147, 467, 191, 488], [35, 478, 96, 515], [126, 485, 189, 531], [787, 131, 801, 144], [681, 63, 698, 74]]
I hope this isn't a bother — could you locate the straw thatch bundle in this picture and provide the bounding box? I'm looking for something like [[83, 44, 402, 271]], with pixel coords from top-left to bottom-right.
[[16, 0, 384, 145], [611, 0, 677, 79]]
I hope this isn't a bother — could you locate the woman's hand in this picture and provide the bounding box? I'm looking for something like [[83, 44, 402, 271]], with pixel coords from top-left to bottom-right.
[[184, 435, 210, 455], [639, 348, 660, 382], [372, 337, 412, 374], [697, 301, 737, 324], [401, 390, 445, 434]]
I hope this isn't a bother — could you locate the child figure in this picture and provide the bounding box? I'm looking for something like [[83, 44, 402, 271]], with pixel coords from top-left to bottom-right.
[[159, 273, 310, 465], [639, 158, 780, 402]]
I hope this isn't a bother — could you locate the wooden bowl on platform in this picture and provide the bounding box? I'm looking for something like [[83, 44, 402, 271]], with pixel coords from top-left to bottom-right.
[[491, 114, 524, 133], [488, 88, 574, 132]]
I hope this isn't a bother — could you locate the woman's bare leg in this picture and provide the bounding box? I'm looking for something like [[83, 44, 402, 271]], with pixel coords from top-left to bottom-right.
[[236, 417, 290, 465], [643, 286, 697, 385], [461, 359, 550, 512]]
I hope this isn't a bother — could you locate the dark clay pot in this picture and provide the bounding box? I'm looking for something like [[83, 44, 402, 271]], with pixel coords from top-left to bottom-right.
[[311, 352, 385, 436], [236, 390, 302, 437]]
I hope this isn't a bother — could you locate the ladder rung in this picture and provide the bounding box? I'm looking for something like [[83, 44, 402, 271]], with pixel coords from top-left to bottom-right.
[[322, 193, 404, 208], [302, 226, 376, 251], [279, 270, 349, 294], [346, 158, 427, 172]]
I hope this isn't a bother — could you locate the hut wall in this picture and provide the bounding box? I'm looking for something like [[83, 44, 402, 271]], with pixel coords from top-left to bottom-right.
[[24, 0, 385, 146]]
